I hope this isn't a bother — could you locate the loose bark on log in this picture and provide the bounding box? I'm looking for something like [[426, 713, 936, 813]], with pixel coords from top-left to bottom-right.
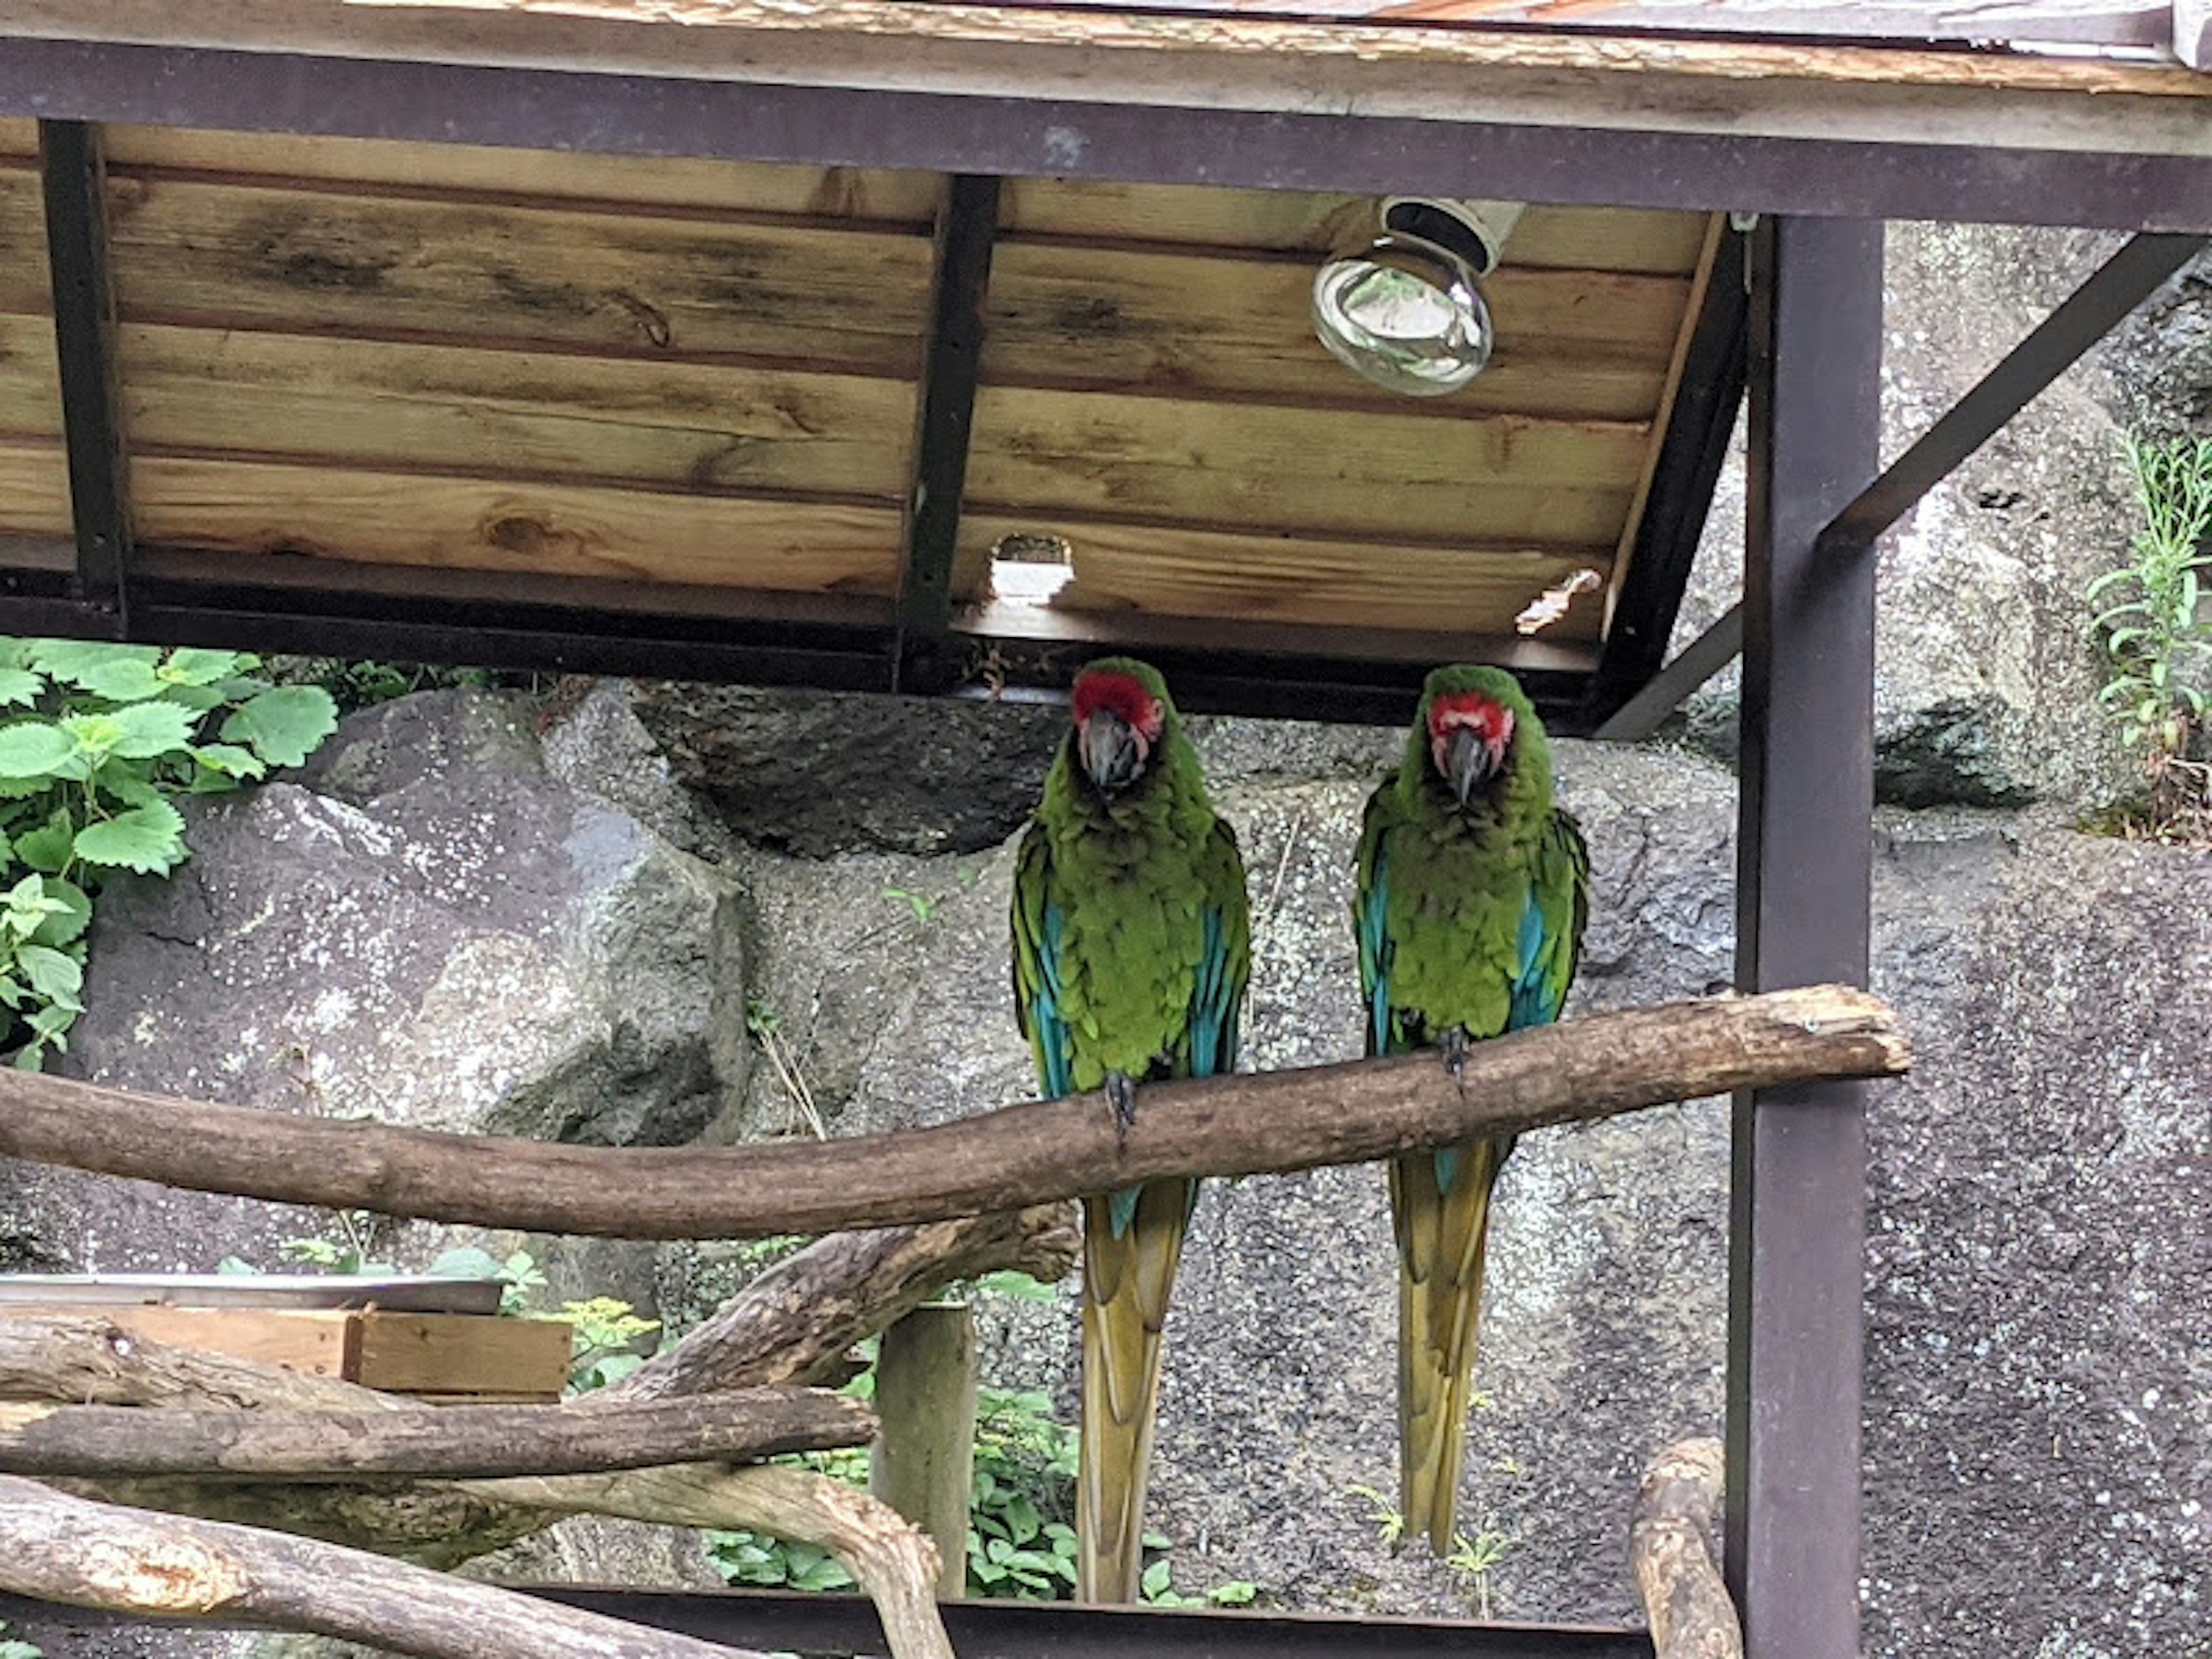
[[609, 1205, 1078, 1399], [0, 985, 1907, 1238], [1630, 1437, 1743, 1659], [0, 1388, 872, 1480], [0, 1474, 766, 1659]]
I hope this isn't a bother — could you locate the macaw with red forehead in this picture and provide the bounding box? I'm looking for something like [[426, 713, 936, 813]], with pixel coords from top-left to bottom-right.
[[1353, 664, 1589, 1554], [1010, 656, 1250, 1603], [1013, 654, 1256, 1601]]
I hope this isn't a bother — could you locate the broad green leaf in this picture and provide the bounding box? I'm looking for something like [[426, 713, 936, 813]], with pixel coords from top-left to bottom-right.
[[222, 685, 338, 768], [1141, 1560, 1173, 1599], [97, 765, 165, 810], [73, 800, 188, 874], [28, 640, 161, 689], [160, 681, 229, 714], [0, 640, 32, 671], [158, 647, 247, 687], [109, 699, 198, 760], [0, 722, 78, 779], [16, 944, 82, 1009], [28, 878, 91, 948], [0, 668, 43, 708], [76, 657, 168, 702], [191, 743, 267, 781], [62, 713, 122, 759], [12, 814, 75, 874]]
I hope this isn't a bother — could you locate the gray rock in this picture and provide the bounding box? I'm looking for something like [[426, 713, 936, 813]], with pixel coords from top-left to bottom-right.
[[627, 680, 1065, 858], [2101, 245, 2212, 435]]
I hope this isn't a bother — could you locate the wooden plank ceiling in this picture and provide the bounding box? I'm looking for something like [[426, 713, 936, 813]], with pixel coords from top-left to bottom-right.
[[0, 118, 1721, 659]]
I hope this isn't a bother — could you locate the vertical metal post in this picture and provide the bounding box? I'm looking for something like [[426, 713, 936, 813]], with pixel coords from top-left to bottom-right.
[[37, 119, 132, 630], [1727, 214, 1881, 1659], [870, 1301, 980, 1600]]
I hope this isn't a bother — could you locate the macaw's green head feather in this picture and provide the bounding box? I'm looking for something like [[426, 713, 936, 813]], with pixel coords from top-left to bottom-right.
[[1069, 656, 1182, 799], [1404, 664, 1550, 817]]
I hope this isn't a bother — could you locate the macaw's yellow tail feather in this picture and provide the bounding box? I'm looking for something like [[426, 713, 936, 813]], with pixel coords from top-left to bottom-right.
[[1390, 1137, 1506, 1555], [1077, 1178, 1193, 1603]]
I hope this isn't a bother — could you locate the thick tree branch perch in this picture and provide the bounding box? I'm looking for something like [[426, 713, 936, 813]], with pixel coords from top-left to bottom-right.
[[609, 1205, 1078, 1399], [1630, 1437, 1743, 1659], [0, 1475, 766, 1659], [0, 1389, 872, 1480], [0, 986, 1906, 1238]]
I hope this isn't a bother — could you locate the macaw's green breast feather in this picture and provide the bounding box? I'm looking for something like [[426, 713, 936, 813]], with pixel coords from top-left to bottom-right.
[[1353, 668, 1589, 1052], [1010, 687, 1251, 1095]]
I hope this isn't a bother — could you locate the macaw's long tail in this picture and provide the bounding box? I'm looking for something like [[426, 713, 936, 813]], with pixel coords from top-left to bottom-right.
[[1389, 1134, 1510, 1554], [1077, 1176, 1194, 1603]]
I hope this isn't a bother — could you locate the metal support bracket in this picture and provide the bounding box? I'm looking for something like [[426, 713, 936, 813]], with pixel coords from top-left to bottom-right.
[[37, 119, 133, 632], [893, 173, 1001, 696]]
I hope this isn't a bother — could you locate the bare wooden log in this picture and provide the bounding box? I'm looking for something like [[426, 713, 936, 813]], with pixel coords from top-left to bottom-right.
[[0, 986, 1907, 1238], [1630, 1437, 1743, 1659], [0, 1316, 961, 1657], [609, 1205, 1078, 1399], [0, 1389, 872, 1480], [869, 1304, 979, 1600], [0, 1474, 766, 1659]]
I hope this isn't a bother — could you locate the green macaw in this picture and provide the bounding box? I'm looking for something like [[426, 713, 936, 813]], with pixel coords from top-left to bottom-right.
[[1353, 664, 1590, 1554], [1010, 657, 1251, 1604]]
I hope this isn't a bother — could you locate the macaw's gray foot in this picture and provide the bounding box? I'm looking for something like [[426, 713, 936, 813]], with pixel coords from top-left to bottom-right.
[[1441, 1026, 1471, 1084], [1105, 1071, 1139, 1149]]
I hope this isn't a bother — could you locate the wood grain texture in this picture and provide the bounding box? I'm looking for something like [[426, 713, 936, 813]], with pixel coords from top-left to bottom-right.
[[957, 512, 1612, 638], [0, 166, 51, 317], [0, 1308, 355, 1379], [0, 441, 78, 538], [966, 385, 1645, 542], [985, 240, 1689, 418], [1631, 1437, 1744, 1659], [0, 986, 1909, 1240], [86, 318, 914, 499], [103, 124, 942, 224], [351, 1314, 573, 1398], [111, 452, 906, 594], [0, 1389, 873, 1480], [100, 173, 935, 376], [0, 1474, 769, 1659], [999, 183, 1712, 271]]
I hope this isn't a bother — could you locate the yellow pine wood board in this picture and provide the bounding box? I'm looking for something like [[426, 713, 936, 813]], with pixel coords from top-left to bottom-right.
[[960, 511, 1613, 638], [353, 1311, 574, 1397], [0, 442, 72, 539], [96, 173, 935, 377], [120, 453, 907, 594], [66, 317, 913, 501], [0, 1305, 357, 1378], [965, 384, 1645, 544]]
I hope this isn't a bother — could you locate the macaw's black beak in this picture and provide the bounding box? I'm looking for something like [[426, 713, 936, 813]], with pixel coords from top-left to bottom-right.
[[1081, 710, 1143, 794], [1446, 725, 1496, 808]]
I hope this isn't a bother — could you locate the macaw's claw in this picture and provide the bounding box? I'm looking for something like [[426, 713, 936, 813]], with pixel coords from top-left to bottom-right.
[[1441, 1026, 1471, 1084], [1105, 1071, 1139, 1147]]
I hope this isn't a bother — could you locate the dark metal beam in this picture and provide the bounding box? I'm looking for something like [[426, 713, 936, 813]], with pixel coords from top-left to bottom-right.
[[0, 39, 2207, 232], [1583, 221, 1751, 730], [1819, 230, 2209, 552], [36, 118, 131, 629], [1728, 215, 1882, 1659], [1589, 601, 1743, 743], [895, 173, 1001, 696]]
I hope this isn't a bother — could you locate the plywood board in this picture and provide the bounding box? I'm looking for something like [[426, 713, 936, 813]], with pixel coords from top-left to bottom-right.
[[115, 454, 907, 595], [99, 175, 935, 377], [0, 165, 50, 317], [0, 441, 74, 539], [0, 1306, 356, 1378], [104, 124, 944, 225], [82, 319, 914, 501], [962, 512, 1613, 638], [987, 241, 1688, 418], [353, 1311, 574, 1397], [966, 385, 1644, 543], [1001, 185, 1713, 272]]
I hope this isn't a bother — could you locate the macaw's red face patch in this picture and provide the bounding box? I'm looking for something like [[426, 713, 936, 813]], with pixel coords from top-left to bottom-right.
[[1427, 690, 1514, 797], [1072, 669, 1165, 794]]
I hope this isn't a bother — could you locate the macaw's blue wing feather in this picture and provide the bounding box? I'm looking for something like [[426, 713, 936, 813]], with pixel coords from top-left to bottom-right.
[[1354, 789, 1399, 1058], [1010, 825, 1077, 1101], [1508, 808, 1592, 1033]]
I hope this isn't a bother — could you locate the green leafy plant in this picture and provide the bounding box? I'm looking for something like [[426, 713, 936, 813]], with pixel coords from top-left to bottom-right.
[[1349, 1482, 1406, 1548], [0, 1619, 43, 1659], [0, 638, 338, 1067], [881, 886, 942, 927], [1445, 1524, 1514, 1619], [544, 1295, 662, 1392], [2089, 433, 2212, 836]]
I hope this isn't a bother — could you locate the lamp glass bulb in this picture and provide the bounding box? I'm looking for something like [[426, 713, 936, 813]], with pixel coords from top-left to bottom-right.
[[1310, 239, 1494, 397]]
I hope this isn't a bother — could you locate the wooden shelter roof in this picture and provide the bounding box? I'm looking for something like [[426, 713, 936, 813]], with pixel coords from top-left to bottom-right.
[[0, 3, 2204, 730]]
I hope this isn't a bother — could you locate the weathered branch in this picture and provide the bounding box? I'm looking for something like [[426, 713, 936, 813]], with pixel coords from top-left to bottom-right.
[[610, 1205, 1078, 1399], [1630, 1438, 1743, 1659], [0, 1475, 766, 1659], [0, 1389, 872, 1480], [0, 986, 1906, 1238]]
